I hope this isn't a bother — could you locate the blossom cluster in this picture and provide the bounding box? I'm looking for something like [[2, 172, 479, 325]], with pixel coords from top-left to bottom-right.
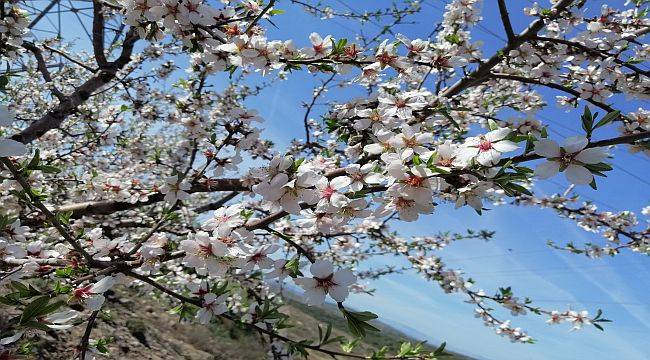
[[0, 3, 28, 60]]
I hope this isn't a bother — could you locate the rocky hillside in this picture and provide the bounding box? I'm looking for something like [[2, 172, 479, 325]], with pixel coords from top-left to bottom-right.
[[3, 289, 472, 360]]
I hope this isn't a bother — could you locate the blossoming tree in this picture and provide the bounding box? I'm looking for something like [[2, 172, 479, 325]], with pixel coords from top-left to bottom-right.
[[1, 0, 648, 358]]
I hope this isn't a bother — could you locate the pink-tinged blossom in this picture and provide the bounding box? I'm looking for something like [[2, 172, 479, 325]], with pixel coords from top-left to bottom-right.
[[72, 276, 116, 311], [314, 176, 351, 210], [197, 293, 228, 324], [180, 231, 231, 277], [294, 260, 357, 305], [253, 172, 320, 214], [160, 174, 191, 203], [237, 244, 280, 272], [202, 203, 245, 233], [454, 128, 519, 167], [534, 136, 608, 185]]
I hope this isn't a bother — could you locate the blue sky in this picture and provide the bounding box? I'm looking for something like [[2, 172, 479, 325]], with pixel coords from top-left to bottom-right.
[[26, 0, 649, 359]]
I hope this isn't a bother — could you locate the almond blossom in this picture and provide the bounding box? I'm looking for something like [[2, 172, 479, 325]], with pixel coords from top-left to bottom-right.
[[71, 276, 116, 311], [533, 136, 608, 185], [454, 128, 519, 167], [294, 260, 357, 305]]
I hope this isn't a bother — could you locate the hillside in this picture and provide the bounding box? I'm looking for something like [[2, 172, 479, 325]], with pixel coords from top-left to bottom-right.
[[9, 289, 472, 359]]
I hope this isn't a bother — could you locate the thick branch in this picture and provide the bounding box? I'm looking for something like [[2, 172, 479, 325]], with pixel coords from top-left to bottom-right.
[[11, 28, 139, 145], [92, 0, 108, 67], [497, 0, 516, 43], [441, 0, 574, 98], [21, 42, 65, 100]]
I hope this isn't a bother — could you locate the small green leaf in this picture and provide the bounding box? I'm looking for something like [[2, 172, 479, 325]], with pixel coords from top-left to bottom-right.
[[20, 296, 50, 325]]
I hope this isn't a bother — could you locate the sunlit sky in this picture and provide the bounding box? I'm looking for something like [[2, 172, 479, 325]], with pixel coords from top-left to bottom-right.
[[27, 0, 649, 359]]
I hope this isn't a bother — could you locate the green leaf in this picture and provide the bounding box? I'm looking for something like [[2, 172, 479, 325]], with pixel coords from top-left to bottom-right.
[[283, 257, 302, 278], [434, 341, 447, 356], [340, 338, 360, 353], [581, 106, 594, 136], [341, 309, 380, 338], [20, 296, 50, 325], [593, 110, 620, 130]]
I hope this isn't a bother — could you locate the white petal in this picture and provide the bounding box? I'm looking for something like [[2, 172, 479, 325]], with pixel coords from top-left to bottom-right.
[[46, 310, 79, 324], [535, 161, 560, 179], [485, 128, 511, 141], [330, 176, 352, 190], [90, 276, 115, 294], [574, 148, 607, 164], [310, 260, 333, 278], [364, 143, 385, 154], [562, 136, 588, 153], [492, 141, 519, 153], [332, 269, 356, 286], [533, 139, 560, 158], [304, 288, 327, 306], [294, 277, 317, 289], [0, 331, 24, 345], [476, 149, 500, 166], [279, 195, 301, 214], [565, 165, 594, 185], [328, 285, 349, 302], [86, 295, 106, 311], [330, 193, 349, 208]]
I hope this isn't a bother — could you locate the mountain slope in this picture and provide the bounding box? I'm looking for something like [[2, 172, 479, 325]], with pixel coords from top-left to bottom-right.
[[11, 289, 472, 359]]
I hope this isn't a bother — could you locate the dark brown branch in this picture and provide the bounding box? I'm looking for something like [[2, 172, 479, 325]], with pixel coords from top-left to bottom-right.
[[245, 0, 276, 33], [92, 0, 108, 67], [441, 0, 574, 98], [12, 28, 139, 145], [78, 311, 99, 360], [21, 42, 65, 100], [497, 0, 516, 43]]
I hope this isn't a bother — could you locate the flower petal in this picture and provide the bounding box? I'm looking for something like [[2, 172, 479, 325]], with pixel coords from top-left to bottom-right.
[[562, 136, 588, 153], [328, 285, 349, 302], [535, 161, 560, 179], [310, 260, 333, 278], [574, 148, 607, 164], [333, 269, 357, 286], [330, 176, 352, 190], [533, 139, 561, 158], [565, 165, 593, 185], [485, 128, 511, 142]]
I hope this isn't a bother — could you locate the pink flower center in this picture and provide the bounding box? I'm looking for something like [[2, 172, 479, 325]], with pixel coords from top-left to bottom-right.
[[395, 197, 414, 209], [198, 243, 213, 257], [74, 285, 93, 299], [322, 186, 335, 200], [405, 175, 425, 187], [315, 274, 335, 290], [478, 140, 493, 152]]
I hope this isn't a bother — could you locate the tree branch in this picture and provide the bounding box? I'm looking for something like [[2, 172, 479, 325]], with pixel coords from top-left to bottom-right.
[[441, 0, 574, 98], [92, 0, 108, 67], [497, 0, 516, 43]]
